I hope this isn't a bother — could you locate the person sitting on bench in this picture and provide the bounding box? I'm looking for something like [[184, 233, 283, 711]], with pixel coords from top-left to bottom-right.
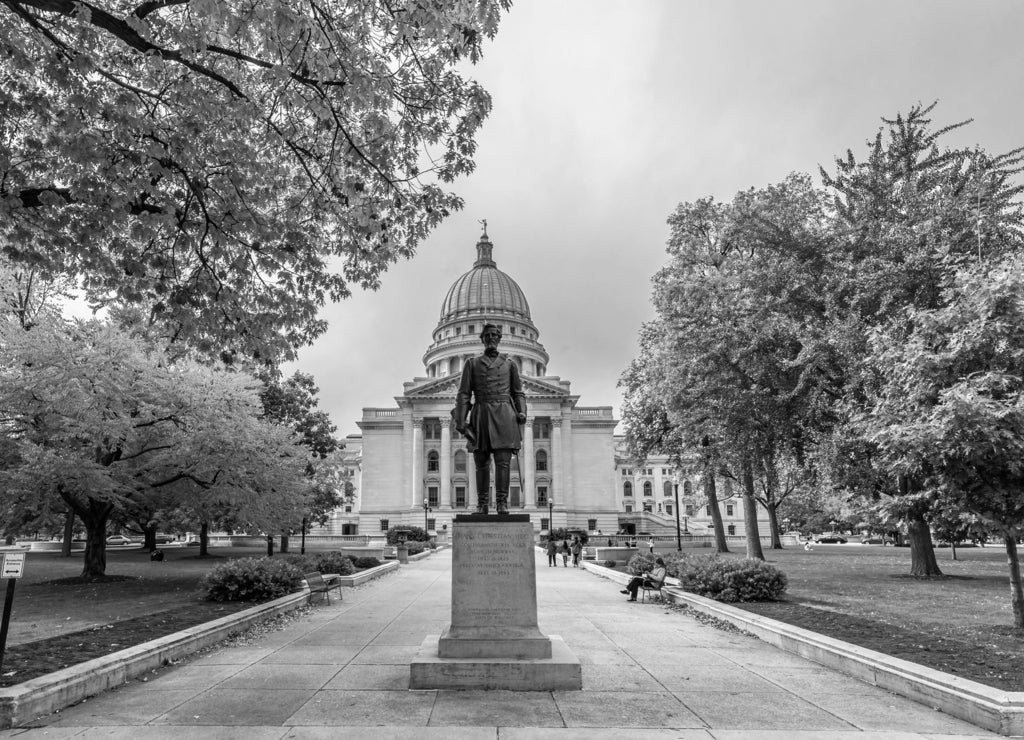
[[621, 557, 666, 602]]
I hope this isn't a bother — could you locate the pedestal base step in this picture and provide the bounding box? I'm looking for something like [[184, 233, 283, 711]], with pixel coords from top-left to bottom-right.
[[409, 634, 582, 691]]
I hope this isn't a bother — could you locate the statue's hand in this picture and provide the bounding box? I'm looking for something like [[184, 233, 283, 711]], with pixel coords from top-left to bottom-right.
[[516, 413, 527, 424], [456, 424, 466, 435]]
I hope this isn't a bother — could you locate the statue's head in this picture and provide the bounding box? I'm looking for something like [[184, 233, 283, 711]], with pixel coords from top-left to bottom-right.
[[480, 323, 502, 355]]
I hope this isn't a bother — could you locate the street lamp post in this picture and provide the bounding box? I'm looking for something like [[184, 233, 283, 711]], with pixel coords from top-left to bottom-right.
[[673, 482, 682, 551], [422, 497, 431, 533], [548, 496, 554, 534]]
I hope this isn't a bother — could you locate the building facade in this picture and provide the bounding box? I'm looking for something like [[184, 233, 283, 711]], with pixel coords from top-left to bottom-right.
[[327, 230, 769, 538]]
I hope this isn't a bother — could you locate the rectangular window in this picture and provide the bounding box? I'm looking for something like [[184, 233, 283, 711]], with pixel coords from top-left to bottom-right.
[[726, 504, 734, 516], [428, 486, 439, 507], [537, 486, 548, 506], [541, 517, 550, 531], [685, 504, 694, 517], [665, 504, 673, 516], [468, 324, 475, 333], [705, 505, 712, 516], [427, 518, 436, 531], [625, 505, 633, 513], [643, 502, 652, 512], [424, 419, 441, 440], [509, 326, 516, 335], [587, 518, 597, 531], [455, 486, 466, 508], [344, 505, 352, 513], [455, 327, 461, 335], [380, 519, 389, 532]]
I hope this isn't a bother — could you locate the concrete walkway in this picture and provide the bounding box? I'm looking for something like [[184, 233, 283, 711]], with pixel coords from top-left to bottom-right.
[[1, 548, 1000, 739]]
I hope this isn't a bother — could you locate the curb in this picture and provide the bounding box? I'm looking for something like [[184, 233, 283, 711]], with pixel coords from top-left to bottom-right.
[[0, 561, 400, 729], [583, 561, 1024, 736]]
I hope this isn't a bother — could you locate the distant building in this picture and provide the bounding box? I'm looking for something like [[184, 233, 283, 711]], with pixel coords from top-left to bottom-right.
[[322, 230, 768, 538]]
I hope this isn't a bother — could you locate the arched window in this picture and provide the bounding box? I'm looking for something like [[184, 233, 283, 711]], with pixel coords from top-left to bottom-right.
[[663, 481, 672, 497], [427, 451, 439, 472], [623, 481, 633, 497], [454, 450, 466, 473], [535, 449, 548, 472], [643, 481, 653, 497], [683, 480, 692, 497]]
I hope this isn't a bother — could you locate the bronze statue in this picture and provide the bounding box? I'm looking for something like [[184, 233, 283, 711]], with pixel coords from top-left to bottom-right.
[[453, 323, 527, 514]]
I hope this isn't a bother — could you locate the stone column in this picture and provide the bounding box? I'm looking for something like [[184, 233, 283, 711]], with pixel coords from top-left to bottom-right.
[[440, 419, 452, 508], [561, 406, 574, 512], [522, 417, 535, 509], [551, 418, 562, 527], [411, 415, 423, 509]]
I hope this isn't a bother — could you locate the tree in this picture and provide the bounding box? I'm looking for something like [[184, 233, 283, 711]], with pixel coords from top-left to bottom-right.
[[866, 256, 1024, 626], [0, 318, 308, 576], [0, 0, 511, 362], [820, 102, 1024, 576]]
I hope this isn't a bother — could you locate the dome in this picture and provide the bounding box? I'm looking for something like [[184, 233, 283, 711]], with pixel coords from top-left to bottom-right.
[[422, 229, 549, 379], [439, 234, 531, 322]]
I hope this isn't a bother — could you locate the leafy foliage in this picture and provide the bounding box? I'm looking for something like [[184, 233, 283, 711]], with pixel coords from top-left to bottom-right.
[[675, 555, 788, 602], [626, 552, 657, 576], [385, 525, 428, 544], [352, 556, 381, 569], [0, 0, 512, 361], [199, 557, 303, 601]]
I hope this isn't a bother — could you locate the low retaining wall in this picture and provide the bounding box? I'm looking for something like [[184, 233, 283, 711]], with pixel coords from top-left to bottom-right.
[[582, 561, 1024, 736]]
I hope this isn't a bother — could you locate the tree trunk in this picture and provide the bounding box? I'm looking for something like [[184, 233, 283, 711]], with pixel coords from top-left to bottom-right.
[[704, 469, 729, 553], [766, 503, 783, 549], [951, 541, 958, 561], [198, 521, 209, 557], [280, 533, 290, 554], [907, 513, 942, 577], [741, 457, 765, 561], [762, 452, 783, 549], [76, 500, 114, 579], [143, 523, 157, 551], [1005, 536, 1024, 629], [266, 534, 274, 556], [61, 507, 75, 558]]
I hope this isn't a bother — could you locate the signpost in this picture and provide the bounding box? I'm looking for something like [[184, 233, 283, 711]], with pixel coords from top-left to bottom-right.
[[0, 553, 26, 675]]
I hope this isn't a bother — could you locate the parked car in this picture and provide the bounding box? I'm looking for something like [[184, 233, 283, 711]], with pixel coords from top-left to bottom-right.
[[153, 533, 176, 544], [814, 533, 848, 544], [106, 535, 136, 545]]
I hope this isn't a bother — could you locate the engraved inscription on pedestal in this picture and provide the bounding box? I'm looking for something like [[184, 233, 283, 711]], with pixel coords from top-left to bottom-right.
[[438, 517, 551, 659]]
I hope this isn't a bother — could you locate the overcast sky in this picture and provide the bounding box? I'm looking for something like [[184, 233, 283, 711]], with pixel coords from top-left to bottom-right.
[[286, 0, 1024, 439]]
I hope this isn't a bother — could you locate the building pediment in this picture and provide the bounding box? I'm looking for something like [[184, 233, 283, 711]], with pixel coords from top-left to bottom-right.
[[401, 373, 572, 401]]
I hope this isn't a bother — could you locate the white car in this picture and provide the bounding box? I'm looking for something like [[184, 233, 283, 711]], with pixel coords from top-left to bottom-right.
[[106, 535, 136, 545]]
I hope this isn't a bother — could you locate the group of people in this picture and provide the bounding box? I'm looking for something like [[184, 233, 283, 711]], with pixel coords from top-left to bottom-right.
[[545, 536, 584, 567]]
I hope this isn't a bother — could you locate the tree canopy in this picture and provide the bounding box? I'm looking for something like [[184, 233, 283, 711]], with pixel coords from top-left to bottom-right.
[[0, 0, 511, 362]]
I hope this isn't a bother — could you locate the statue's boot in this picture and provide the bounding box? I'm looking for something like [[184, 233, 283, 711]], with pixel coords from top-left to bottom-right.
[[494, 450, 511, 515], [475, 458, 490, 515]]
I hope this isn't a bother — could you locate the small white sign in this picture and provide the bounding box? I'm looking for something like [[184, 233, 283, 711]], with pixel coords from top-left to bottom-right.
[[1, 553, 25, 579]]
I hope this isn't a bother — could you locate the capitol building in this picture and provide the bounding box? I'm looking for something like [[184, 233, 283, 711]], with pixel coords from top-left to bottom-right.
[[329, 230, 765, 539]]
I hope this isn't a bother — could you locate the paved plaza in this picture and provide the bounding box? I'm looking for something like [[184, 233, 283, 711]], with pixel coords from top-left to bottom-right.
[[0, 548, 1000, 739]]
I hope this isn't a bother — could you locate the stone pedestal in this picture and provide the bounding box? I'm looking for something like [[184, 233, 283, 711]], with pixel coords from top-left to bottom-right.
[[409, 514, 581, 690]]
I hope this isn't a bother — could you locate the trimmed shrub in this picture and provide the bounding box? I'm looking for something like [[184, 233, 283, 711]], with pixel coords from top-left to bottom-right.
[[353, 556, 381, 569], [386, 526, 429, 544], [602, 560, 616, 568], [315, 551, 356, 575], [676, 555, 787, 602], [200, 557, 303, 602], [280, 554, 318, 573], [405, 540, 426, 555], [662, 551, 691, 579], [626, 552, 657, 576]]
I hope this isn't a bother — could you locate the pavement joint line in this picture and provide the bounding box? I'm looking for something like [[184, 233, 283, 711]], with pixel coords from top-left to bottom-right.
[[582, 559, 1024, 737]]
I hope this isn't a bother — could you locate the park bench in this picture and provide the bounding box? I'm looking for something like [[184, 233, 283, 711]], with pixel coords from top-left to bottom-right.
[[303, 571, 343, 604]]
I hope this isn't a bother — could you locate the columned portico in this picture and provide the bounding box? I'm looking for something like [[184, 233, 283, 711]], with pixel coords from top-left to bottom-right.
[[411, 415, 423, 507]]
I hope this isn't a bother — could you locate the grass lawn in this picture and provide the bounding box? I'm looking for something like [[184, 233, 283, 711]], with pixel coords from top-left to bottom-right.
[[662, 542, 1024, 691], [0, 544, 347, 687]]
